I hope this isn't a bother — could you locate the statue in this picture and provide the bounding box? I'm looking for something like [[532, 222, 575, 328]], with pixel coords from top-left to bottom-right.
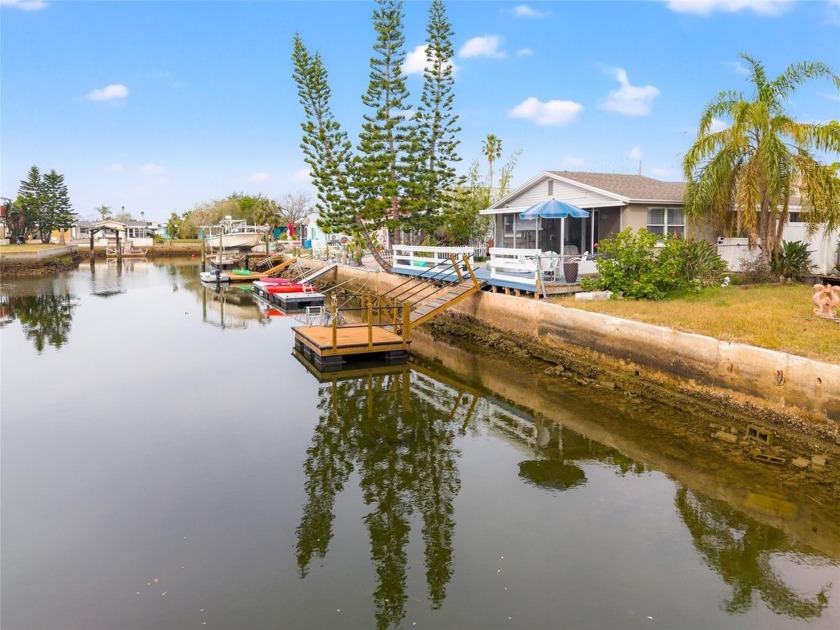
[[812, 284, 840, 319]]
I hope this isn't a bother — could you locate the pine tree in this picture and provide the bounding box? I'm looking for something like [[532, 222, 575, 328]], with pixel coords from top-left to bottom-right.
[[357, 0, 412, 246], [42, 170, 75, 244], [16, 165, 43, 242], [292, 33, 357, 235], [407, 0, 461, 241]]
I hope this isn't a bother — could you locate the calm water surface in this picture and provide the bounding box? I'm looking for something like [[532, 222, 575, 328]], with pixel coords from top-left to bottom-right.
[[2, 260, 838, 630]]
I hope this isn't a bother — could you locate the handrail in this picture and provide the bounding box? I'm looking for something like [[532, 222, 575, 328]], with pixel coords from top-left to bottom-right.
[[381, 257, 463, 301]]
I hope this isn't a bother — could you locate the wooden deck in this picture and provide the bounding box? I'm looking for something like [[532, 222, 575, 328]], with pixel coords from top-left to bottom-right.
[[394, 264, 582, 296], [293, 323, 410, 368]]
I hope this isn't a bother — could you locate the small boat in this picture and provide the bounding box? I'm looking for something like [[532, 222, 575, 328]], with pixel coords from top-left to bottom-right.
[[258, 276, 292, 284], [203, 218, 267, 252], [200, 269, 230, 283]]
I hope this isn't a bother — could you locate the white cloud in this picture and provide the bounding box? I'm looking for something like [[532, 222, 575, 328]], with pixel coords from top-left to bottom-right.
[[403, 44, 458, 76], [599, 68, 660, 116], [512, 4, 550, 18], [508, 97, 583, 126], [664, 0, 793, 16], [245, 172, 270, 183], [86, 84, 129, 101], [106, 164, 123, 174], [0, 0, 47, 10], [724, 59, 750, 76], [292, 168, 312, 184], [459, 35, 505, 59], [140, 163, 165, 176], [516, 48, 534, 57], [560, 156, 585, 169], [629, 147, 643, 161], [709, 117, 729, 132]]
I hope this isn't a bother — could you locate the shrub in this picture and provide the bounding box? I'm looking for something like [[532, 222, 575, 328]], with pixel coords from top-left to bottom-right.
[[581, 229, 685, 300], [152, 234, 165, 244], [770, 240, 814, 280], [582, 230, 728, 299], [678, 239, 727, 287]]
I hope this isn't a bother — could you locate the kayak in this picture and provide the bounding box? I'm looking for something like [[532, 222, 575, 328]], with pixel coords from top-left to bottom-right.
[[266, 283, 314, 294], [258, 277, 292, 284]]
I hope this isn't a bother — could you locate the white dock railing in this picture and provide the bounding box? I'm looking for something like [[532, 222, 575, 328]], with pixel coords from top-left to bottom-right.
[[391, 245, 474, 273], [487, 247, 597, 284]]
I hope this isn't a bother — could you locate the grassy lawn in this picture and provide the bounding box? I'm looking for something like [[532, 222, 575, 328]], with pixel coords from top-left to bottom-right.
[[549, 283, 840, 364], [0, 243, 67, 253]]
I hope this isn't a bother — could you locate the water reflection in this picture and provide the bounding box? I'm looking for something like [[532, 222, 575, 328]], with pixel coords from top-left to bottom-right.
[[1, 292, 78, 352], [677, 486, 832, 618], [295, 361, 462, 629], [198, 283, 269, 331], [296, 355, 838, 627]]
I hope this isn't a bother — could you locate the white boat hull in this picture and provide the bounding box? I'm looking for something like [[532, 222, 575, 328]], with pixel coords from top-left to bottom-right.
[[205, 232, 263, 251], [200, 270, 231, 283]]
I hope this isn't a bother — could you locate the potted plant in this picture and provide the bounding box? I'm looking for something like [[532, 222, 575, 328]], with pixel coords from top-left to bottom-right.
[[563, 256, 580, 283]]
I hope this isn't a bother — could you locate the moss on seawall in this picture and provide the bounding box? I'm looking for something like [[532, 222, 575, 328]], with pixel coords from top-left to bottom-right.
[[423, 311, 839, 450]]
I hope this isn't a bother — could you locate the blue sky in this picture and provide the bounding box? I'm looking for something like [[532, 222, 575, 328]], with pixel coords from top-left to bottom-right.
[[2, 0, 839, 223]]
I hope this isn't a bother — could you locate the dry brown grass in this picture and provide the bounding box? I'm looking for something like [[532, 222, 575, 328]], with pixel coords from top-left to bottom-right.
[[550, 283, 840, 364], [0, 243, 64, 253]]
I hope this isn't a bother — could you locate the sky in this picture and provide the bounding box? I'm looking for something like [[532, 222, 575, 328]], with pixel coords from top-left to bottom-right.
[[2, 0, 839, 223]]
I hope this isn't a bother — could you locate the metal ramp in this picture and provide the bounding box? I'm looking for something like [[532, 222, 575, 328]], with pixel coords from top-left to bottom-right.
[[297, 263, 338, 284]]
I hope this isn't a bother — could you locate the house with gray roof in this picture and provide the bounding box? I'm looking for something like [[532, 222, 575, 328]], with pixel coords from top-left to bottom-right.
[[481, 171, 694, 256]]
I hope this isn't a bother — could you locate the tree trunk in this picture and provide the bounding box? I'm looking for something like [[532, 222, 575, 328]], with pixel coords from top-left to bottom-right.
[[355, 215, 392, 272]]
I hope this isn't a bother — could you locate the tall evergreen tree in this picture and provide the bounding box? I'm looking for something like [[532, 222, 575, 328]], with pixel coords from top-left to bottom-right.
[[16, 165, 43, 241], [292, 33, 357, 236], [405, 0, 461, 241], [42, 169, 75, 244], [357, 0, 412, 246]]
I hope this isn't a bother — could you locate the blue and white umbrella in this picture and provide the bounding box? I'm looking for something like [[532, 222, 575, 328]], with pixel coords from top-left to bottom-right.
[[519, 198, 591, 258], [519, 198, 591, 220]]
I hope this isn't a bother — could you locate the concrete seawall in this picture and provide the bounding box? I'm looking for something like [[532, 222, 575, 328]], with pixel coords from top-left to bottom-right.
[[303, 260, 840, 426]]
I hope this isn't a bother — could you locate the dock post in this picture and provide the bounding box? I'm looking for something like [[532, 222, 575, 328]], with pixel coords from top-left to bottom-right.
[[331, 302, 338, 350], [368, 299, 374, 349], [402, 304, 411, 344]]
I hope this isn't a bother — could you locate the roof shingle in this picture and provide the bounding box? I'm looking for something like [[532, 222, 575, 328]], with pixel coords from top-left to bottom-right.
[[548, 171, 686, 202]]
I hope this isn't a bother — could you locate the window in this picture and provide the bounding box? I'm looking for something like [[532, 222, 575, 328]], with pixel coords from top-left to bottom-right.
[[547, 180, 554, 196], [503, 214, 515, 235], [647, 208, 684, 238]]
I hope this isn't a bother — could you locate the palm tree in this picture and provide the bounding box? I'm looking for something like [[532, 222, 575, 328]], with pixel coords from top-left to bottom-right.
[[482, 134, 503, 199], [95, 204, 112, 221], [683, 53, 840, 262]]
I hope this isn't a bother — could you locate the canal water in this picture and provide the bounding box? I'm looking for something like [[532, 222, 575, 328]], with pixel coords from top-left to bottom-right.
[[2, 260, 838, 630]]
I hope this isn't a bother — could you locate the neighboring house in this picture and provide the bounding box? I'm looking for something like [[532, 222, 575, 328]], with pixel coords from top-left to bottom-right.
[[480, 171, 691, 256]]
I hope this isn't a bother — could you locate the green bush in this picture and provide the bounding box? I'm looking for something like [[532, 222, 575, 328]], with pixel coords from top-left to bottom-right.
[[152, 234, 165, 244], [770, 240, 814, 280], [582, 229, 727, 300], [678, 238, 727, 287]]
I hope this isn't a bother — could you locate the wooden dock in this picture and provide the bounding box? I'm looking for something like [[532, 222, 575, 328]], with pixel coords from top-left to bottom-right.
[[293, 322, 411, 369]]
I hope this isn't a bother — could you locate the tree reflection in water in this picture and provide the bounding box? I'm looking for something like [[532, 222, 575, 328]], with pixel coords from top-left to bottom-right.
[[518, 419, 647, 491], [4, 293, 78, 353], [676, 487, 831, 618], [296, 359, 835, 627], [296, 366, 462, 630]]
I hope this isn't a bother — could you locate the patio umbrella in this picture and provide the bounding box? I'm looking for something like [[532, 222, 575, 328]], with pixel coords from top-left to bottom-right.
[[519, 198, 590, 258]]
